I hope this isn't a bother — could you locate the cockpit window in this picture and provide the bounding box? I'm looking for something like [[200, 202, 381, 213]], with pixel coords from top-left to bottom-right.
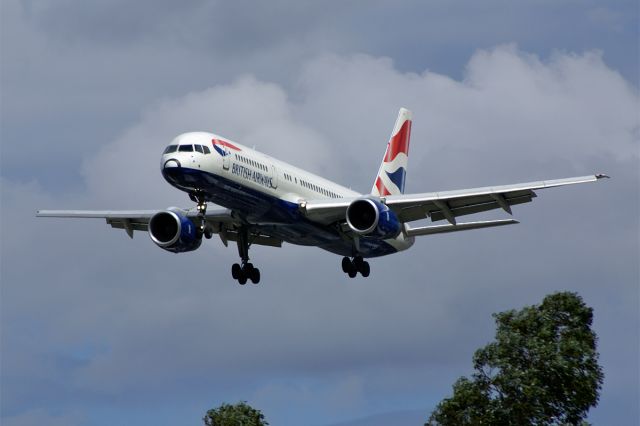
[[164, 145, 178, 154], [194, 144, 203, 153], [178, 144, 194, 152], [202, 145, 211, 154]]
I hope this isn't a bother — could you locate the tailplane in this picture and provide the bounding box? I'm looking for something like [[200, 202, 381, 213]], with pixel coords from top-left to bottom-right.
[[371, 108, 412, 196]]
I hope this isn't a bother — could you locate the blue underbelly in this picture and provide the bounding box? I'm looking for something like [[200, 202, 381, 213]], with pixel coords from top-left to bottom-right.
[[162, 167, 398, 258]]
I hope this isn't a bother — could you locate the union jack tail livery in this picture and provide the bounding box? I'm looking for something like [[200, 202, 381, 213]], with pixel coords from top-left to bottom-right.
[[371, 108, 412, 196]]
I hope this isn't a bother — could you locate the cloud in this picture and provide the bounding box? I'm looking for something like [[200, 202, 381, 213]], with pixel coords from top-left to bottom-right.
[[2, 409, 84, 426], [2, 46, 638, 425]]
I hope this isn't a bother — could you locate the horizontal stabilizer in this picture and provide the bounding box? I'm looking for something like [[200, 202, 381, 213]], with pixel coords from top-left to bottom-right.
[[405, 219, 519, 237]]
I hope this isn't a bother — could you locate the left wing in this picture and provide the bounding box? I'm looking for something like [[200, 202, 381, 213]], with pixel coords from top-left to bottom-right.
[[35, 208, 282, 247], [384, 174, 608, 224], [301, 174, 608, 229]]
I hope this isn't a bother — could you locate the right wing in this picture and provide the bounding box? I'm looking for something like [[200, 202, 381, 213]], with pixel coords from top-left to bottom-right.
[[36, 210, 161, 237], [36, 208, 282, 247]]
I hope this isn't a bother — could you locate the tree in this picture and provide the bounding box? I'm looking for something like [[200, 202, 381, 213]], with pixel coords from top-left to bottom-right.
[[203, 401, 268, 426], [427, 292, 603, 426]]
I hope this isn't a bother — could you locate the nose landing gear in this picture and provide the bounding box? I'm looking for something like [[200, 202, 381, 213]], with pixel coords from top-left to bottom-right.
[[190, 191, 208, 235], [341, 256, 370, 278]]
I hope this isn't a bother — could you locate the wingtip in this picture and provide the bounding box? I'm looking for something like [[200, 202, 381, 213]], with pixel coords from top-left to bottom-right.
[[595, 173, 610, 179]]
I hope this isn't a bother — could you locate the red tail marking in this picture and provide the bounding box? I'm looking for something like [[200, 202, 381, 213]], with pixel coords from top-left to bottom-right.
[[375, 177, 391, 196], [384, 120, 411, 163]]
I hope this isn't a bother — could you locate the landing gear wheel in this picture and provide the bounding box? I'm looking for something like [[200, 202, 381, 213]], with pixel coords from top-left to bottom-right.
[[250, 268, 261, 284], [204, 228, 213, 239], [231, 227, 263, 284], [341, 257, 351, 273], [353, 256, 364, 270], [231, 263, 241, 280], [341, 256, 371, 278], [360, 261, 370, 277]]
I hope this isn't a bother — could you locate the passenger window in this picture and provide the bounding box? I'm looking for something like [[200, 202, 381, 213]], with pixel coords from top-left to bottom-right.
[[164, 145, 178, 154], [179, 145, 194, 152], [203, 146, 211, 154], [194, 144, 203, 153]]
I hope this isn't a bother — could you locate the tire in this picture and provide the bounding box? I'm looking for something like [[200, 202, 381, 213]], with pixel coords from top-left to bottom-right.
[[354, 256, 364, 270], [244, 263, 254, 273], [348, 268, 357, 278], [361, 261, 370, 277], [341, 257, 351, 273], [238, 273, 247, 285], [250, 268, 261, 284], [231, 263, 241, 279]]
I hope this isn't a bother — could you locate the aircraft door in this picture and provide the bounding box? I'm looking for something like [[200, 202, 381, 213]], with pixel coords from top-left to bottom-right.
[[270, 164, 278, 189], [222, 153, 230, 170]]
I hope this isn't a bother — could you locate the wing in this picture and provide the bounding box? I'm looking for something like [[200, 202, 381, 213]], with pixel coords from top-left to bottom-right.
[[301, 174, 608, 233], [384, 174, 608, 224], [36, 210, 161, 238], [35, 208, 282, 247]]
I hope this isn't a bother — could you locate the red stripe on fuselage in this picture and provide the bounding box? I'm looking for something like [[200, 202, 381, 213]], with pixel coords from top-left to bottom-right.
[[384, 120, 411, 163], [212, 138, 241, 151]]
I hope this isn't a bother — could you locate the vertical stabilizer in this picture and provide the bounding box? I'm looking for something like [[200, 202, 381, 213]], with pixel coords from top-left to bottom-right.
[[371, 108, 412, 196]]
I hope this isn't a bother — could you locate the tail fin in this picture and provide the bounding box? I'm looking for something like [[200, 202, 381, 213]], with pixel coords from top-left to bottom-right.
[[371, 107, 412, 196]]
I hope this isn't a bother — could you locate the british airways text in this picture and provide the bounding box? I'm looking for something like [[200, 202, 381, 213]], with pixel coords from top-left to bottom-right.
[[232, 163, 273, 188]]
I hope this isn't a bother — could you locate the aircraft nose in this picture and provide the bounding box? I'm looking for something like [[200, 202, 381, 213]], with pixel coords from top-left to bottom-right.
[[164, 159, 181, 169]]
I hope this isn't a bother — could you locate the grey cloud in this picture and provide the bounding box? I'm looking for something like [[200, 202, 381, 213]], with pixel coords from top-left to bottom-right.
[[2, 44, 638, 426], [3, 0, 637, 195], [3, 408, 84, 426]]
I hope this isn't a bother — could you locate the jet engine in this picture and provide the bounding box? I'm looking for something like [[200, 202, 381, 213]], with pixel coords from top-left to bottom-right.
[[346, 198, 401, 239], [148, 209, 202, 253]]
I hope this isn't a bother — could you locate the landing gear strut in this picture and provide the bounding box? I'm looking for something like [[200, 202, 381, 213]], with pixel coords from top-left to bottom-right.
[[191, 191, 208, 235], [231, 227, 261, 285], [341, 256, 370, 278]]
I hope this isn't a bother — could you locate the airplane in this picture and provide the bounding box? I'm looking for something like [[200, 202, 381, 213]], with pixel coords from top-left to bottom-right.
[[37, 108, 608, 284]]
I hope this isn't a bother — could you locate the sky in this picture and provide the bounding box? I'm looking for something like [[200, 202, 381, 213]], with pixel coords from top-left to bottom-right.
[[1, 1, 638, 425]]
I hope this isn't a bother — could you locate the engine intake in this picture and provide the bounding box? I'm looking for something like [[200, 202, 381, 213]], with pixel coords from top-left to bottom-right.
[[346, 198, 401, 239], [148, 210, 202, 253]]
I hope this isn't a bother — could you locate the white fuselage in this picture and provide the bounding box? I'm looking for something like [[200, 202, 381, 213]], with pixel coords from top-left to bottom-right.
[[160, 132, 414, 257]]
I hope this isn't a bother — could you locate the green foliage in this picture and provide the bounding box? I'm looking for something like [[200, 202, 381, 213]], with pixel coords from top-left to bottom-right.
[[427, 292, 603, 426], [203, 401, 268, 426]]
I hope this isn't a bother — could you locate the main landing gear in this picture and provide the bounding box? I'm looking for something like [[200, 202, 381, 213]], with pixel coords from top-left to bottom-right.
[[231, 227, 261, 285], [342, 256, 370, 278], [189, 192, 258, 284]]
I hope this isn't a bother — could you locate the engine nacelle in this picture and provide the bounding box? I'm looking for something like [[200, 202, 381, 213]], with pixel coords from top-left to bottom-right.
[[346, 198, 401, 239], [148, 210, 202, 253]]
